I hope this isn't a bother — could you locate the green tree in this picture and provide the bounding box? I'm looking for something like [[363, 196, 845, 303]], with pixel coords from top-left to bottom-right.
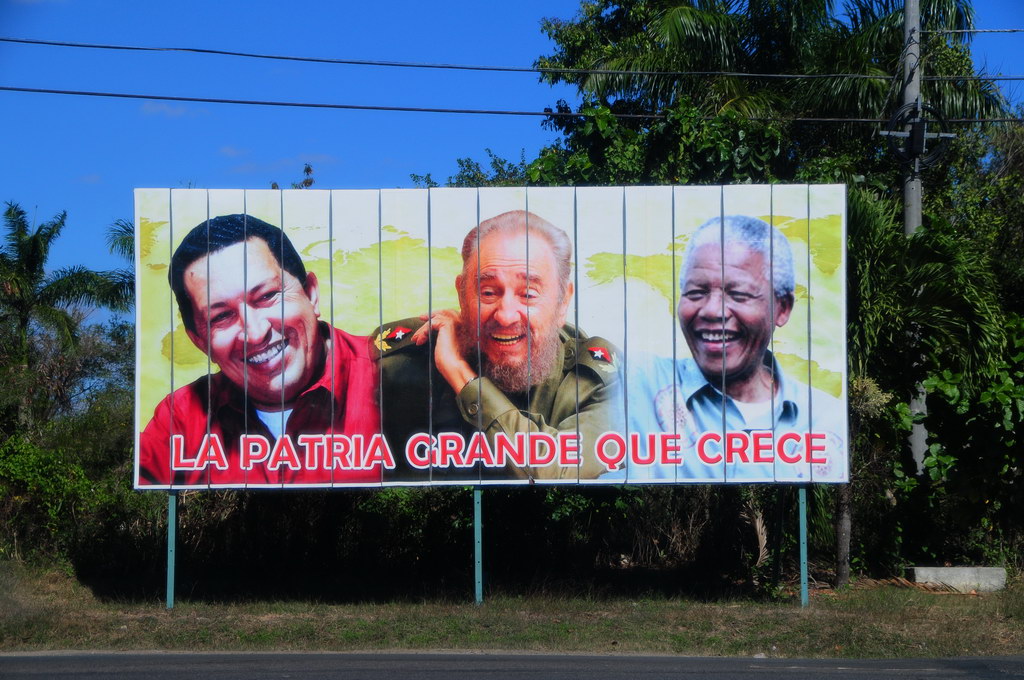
[[105, 217, 135, 307], [534, 0, 1005, 186], [847, 188, 1003, 397], [529, 0, 1013, 584], [529, 98, 783, 184], [412, 149, 529, 188], [540, 0, 1003, 118], [923, 109, 1024, 315], [0, 202, 130, 432], [842, 186, 1007, 576], [271, 162, 316, 190], [917, 315, 1024, 568]]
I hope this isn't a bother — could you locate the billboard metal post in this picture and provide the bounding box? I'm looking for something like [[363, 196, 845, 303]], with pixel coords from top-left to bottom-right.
[[166, 490, 177, 610], [474, 487, 483, 604], [799, 486, 809, 607]]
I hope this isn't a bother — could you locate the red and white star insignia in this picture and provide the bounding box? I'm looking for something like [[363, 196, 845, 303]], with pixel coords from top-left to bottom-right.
[[387, 326, 412, 340], [588, 346, 612, 362]]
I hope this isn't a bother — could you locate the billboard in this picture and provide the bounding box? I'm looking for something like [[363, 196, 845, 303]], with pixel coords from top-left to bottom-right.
[[134, 186, 847, 489]]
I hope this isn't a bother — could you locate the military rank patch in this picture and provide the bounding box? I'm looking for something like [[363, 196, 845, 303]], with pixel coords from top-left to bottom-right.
[[372, 330, 391, 353], [588, 346, 617, 373], [374, 326, 414, 353]]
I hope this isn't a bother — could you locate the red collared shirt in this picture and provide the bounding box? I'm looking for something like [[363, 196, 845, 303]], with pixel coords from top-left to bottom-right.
[[138, 324, 382, 487]]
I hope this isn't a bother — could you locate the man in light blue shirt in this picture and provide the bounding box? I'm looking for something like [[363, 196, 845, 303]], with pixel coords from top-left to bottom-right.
[[603, 215, 846, 483]]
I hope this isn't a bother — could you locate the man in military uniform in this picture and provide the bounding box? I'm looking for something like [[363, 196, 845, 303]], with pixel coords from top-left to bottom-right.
[[374, 210, 621, 481]]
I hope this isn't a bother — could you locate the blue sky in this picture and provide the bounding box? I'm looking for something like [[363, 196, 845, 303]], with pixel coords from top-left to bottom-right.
[[1, 0, 1021, 287]]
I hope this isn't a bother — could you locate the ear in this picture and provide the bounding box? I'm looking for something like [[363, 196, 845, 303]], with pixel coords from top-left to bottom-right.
[[775, 293, 794, 327], [557, 281, 574, 322], [456, 272, 466, 309], [304, 271, 321, 317]]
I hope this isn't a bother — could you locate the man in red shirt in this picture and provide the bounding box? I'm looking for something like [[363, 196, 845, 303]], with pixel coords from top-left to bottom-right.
[[137, 214, 385, 487]]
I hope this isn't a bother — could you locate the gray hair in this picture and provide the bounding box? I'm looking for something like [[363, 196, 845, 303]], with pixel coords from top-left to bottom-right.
[[461, 210, 573, 295], [680, 215, 795, 298]]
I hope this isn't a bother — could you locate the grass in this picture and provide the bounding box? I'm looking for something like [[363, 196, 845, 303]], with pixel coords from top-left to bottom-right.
[[1, 561, 1022, 657]]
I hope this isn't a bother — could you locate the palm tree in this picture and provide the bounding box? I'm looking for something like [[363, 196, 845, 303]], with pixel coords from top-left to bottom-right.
[[105, 217, 135, 306], [842, 186, 1004, 585], [552, 0, 1003, 118], [0, 202, 131, 429], [539, 0, 1005, 184], [853, 204, 1001, 390]]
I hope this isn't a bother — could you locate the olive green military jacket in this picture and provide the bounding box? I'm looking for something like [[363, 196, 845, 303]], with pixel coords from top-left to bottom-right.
[[373, 317, 622, 481]]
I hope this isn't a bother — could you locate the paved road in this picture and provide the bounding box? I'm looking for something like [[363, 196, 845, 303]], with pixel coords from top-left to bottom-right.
[[2, 652, 1023, 679]]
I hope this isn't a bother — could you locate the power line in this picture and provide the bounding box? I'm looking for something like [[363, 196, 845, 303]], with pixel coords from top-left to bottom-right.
[[3, 84, 1021, 123], [0, 85, 659, 118], [925, 75, 1024, 81], [0, 36, 892, 81], [922, 28, 1024, 33], [6, 36, 1023, 82]]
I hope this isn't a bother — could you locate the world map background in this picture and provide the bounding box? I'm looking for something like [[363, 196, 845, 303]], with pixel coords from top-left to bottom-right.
[[135, 186, 846, 438]]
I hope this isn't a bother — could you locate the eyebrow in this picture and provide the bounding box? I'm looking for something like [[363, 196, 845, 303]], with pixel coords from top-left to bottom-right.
[[478, 270, 544, 285], [248, 275, 279, 295]]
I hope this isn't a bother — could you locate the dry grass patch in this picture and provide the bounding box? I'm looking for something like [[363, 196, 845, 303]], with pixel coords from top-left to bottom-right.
[[1, 561, 1021, 658]]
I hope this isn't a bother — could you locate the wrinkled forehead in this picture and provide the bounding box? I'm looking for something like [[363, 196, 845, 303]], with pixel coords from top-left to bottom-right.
[[466, 229, 558, 279], [683, 241, 770, 283]]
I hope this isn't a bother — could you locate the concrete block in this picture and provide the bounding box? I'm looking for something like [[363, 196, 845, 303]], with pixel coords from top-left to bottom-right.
[[911, 566, 1006, 593]]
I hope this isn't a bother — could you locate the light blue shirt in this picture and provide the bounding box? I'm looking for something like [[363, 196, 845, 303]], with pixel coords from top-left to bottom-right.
[[602, 353, 847, 483]]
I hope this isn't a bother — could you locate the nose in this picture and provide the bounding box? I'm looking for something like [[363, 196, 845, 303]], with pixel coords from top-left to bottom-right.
[[241, 306, 273, 345], [698, 289, 728, 321], [493, 291, 524, 327]]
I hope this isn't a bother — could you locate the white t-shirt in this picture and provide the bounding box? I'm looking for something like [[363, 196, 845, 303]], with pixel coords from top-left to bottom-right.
[[255, 408, 293, 440], [732, 398, 776, 430]]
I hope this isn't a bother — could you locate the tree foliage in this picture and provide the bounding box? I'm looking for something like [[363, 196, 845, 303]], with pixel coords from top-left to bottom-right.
[[529, 98, 783, 185], [412, 149, 529, 188], [271, 162, 316, 190], [1, 204, 124, 363], [847, 188, 1003, 398], [535, 0, 1005, 187], [0, 203, 131, 433], [529, 0, 1021, 578], [538, 0, 1003, 118]]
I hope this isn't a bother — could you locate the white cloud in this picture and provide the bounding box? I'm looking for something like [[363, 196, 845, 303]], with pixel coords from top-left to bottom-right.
[[140, 101, 191, 118], [219, 145, 247, 158]]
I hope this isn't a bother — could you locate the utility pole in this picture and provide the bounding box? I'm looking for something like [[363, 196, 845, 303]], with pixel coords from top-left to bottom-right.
[[843, 0, 946, 588], [902, 0, 929, 473], [885, 0, 953, 472], [903, 0, 922, 237]]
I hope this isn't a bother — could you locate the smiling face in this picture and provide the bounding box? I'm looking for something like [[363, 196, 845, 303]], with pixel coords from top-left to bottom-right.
[[183, 238, 324, 411], [457, 229, 573, 393], [678, 242, 793, 401]]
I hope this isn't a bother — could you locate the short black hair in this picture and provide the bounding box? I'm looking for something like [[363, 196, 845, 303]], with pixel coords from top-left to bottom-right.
[[169, 214, 307, 334]]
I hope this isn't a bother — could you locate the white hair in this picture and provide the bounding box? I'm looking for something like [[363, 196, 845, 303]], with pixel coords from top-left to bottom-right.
[[680, 215, 795, 298], [461, 210, 572, 297]]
